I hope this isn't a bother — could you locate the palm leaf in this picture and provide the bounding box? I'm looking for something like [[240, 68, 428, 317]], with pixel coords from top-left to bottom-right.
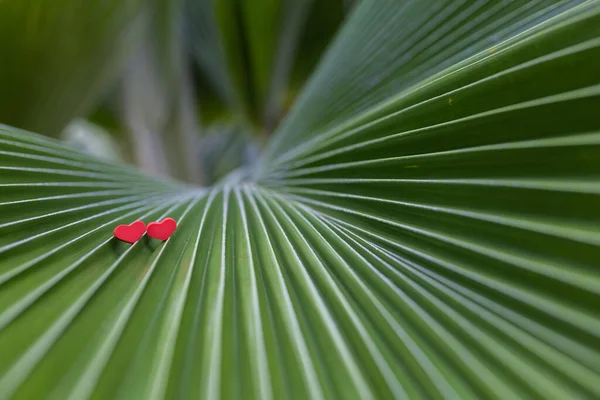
[[1, 1, 600, 399]]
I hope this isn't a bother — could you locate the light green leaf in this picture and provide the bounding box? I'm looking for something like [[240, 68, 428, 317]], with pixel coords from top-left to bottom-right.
[[1, 0, 600, 399]]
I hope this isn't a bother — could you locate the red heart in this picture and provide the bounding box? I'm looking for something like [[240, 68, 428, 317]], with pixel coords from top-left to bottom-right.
[[147, 217, 177, 241], [114, 220, 146, 244]]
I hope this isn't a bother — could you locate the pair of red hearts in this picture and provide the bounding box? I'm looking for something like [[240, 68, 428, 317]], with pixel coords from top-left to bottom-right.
[[114, 218, 177, 244]]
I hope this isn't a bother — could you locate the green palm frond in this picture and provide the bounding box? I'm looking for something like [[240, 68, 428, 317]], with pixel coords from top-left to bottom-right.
[[1, 0, 600, 399]]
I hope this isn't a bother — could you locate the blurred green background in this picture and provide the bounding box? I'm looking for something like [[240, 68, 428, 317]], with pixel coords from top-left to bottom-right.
[[0, 0, 353, 185]]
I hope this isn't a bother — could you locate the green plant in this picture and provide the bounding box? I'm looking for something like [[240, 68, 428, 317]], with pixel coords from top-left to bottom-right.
[[1, 0, 600, 399]]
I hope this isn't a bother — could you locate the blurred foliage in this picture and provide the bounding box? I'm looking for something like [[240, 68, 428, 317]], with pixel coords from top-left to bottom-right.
[[288, 0, 348, 95], [0, 0, 346, 184], [187, 0, 346, 132], [61, 120, 124, 162], [0, 0, 147, 136]]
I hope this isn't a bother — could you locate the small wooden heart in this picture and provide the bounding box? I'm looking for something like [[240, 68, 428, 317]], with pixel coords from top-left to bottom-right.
[[147, 217, 177, 241], [114, 220, 146, 243]]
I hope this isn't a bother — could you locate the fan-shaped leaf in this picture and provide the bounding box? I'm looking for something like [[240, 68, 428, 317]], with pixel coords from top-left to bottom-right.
[[1, 1, 600, 399]]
